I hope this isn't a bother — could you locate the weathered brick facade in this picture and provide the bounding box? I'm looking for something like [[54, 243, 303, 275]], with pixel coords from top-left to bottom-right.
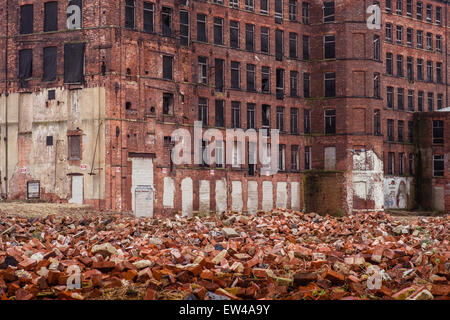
[[0, 0, 448, 215]]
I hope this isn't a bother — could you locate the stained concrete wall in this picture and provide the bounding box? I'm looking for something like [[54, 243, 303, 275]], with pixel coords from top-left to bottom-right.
[[0, 87, 106, 205]]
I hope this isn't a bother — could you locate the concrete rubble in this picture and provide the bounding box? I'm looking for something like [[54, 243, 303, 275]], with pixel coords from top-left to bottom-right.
[[0, 209, 448, 300]]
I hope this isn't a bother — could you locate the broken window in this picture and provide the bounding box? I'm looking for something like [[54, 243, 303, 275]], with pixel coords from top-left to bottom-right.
[[373, 35, 380, 60], [388, 152, 395, 175], [214, 17, 223, 45], [409, 153, 414, 175], [387, 119, 394, 141], [291, 145, 299, 171], [399, 153, 404, 175], [198, 56, 208, 84], [323, 1, 335, 22], [396, 55, 403, 77], [144, 2, 154, 33], [231, 61, 240, 89], [325, 109, 336, 134], [44, 2, 58, 32], [246, 64, 256, 91], [324, 72, 336, 97], [68, 135, 81, 160], [407, 57, 413, 82], [303, 73, 310, 98], [386, 53, 393, 75], [398, 120, 404, 142], [125, 0, 135, 29], [303, 35, 310, 60], [245, 0, 255, 11], [20, 4, 34, 34], [418, 91, 424, 111], [324, 35, 335, 59], [197, 14, 207, 42], [304, 109, 311, 134], [408, 121, 413, 143], [437, 94, 443, 110], [230, 21, 239, 48], [245, 24, 255, 51], [64, 43, 85, 84], [427, 92, 434, 111], [162, 55, 173, 80], [433, 120, 444, 144], [433, 155, 444, 177], [215, 59, 224, 92], [198, 97, 208, 126], [247, 103, 255, 129], [162, 7, 172, 37], [262, 104, 271, 127], [387, 86, 394, 108], [162, 93, 174, 115], [276, 69, 284, 99], [19, 49, 33, 87], [408, 90, 414, 111], [417, 58, 423, 80], [436, 62, 442, 84], [290, 108, 298, 134], [180, 10, 189, 45], [231, 101, 241, 128], [289, 32, 298, 58], [275, 0, 283, 23], [305, 146, 311, 170], [289, 0, 297, 21], [397, 88, 404, 110], [374, 109, 381, 136], [260, 0, 269, 14], [261, 66, 270, 93], [260, 27, 269, 53], [386, 0, 392, 12], [43, 47, 57, 82], [290, 71, 298, 97], [275, 30, 283, 61], [215, 100, 225, 127], [373, 73, 380, 98], [276, 107, 285, 131], [302, 2, 310, 24]]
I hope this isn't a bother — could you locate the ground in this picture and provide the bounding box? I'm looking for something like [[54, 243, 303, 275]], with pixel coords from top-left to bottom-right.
[[0, 202, 448, 300]]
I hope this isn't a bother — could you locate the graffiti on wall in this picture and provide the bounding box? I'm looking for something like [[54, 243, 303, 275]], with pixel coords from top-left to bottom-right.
[[384, 177, 412, 209]]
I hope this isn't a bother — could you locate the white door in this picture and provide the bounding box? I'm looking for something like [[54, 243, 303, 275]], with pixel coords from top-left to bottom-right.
[[131, 158, 154, 215], [69, 175, 83, 204]]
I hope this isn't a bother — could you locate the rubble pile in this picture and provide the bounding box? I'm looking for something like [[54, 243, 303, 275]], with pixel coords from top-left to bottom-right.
[[0, 210, 448, 300]]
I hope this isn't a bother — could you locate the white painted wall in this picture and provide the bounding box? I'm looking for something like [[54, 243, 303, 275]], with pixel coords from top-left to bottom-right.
[[131, 158, 154, 213], [262, 181, 273, 212], [276, 182, 287, 209], [199, 180, 210, 214], [163, 177, 174, 208], [231, 181, 243, 212], [383, 176, 412, 209], [181, 177, 193, 217], [215, 179, 227, 214], [247, 181, 258, 214], [291, 182, 300, 210]]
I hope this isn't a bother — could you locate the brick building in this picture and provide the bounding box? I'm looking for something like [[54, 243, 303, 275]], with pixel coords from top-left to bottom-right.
[[0, 0, 448, 216]]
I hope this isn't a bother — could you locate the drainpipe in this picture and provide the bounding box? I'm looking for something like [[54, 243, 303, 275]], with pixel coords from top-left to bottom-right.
[[4, 0, 9, 198]]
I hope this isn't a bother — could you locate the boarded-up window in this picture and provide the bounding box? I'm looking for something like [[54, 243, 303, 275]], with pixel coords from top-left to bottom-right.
[[20, 5, 34, 34], [44, 2, 58, 32], [19, 49, 33, 87], [68, 135, 81, 160], [163, 93, 174, 115], [64, 43, 85, 83], [43, 47, 57, 82]]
